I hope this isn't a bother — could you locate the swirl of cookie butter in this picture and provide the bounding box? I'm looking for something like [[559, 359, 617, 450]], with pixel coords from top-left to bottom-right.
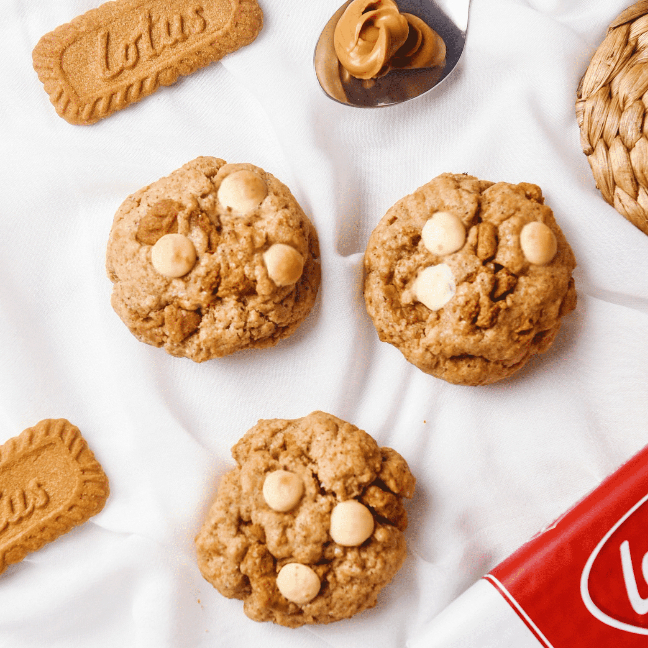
[[333, 0, 446, 80]]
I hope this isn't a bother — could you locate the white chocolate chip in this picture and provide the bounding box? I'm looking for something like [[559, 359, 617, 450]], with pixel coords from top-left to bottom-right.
[[276, 563, 321, 605], [263, 244, 304, 286], [217, 170, 268, 214], [413, 263, 456, 311], [262, 470, 304, 512], [520, 221, 557, 265], [329, 500, 374, 547], [150, 233, 197, 278], [421, 211, 466, 256]]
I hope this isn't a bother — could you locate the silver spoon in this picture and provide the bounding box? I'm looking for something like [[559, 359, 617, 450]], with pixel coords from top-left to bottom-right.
[[314, 0, 470, 107]]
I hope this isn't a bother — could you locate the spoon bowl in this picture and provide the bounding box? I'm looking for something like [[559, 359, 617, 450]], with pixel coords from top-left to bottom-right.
[[314, 0, 470, 107]]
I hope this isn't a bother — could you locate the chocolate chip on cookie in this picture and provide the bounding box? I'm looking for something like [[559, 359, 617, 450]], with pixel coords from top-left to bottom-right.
[[363, 173, 577, 385], [106, 157, 320, 361], [195, 411, 416, 627]]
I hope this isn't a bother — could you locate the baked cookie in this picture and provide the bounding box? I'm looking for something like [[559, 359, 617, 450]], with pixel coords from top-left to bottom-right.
[[195, 411, 415, 627], [0, 419, 109, 574], [363, 173, 577, 385], [106, 157, 320, 361], [32, 0, 264, 125]]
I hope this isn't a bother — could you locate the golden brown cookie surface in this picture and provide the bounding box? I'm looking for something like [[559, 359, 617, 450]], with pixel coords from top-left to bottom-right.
[[195, 411, 415, 627], [363, 173, 577, 385], [0, 419, 109, 574], [106, 156, 321, 361], [32, 0, 263, 125]]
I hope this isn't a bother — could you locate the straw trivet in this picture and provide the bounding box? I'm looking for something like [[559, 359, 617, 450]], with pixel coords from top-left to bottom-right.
[[576, 0, 648, 235]]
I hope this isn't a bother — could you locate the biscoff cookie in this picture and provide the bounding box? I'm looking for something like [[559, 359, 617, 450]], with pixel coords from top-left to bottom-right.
[[0, 419, 109, 575], [106, 156, 321, 361], [32, 0, 263, 125], [195, 411, 415, 627], [364, 173, 577, 386]]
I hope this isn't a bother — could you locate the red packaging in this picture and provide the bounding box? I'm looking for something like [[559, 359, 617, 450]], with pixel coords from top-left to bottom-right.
[[409, 444, 648, 647]]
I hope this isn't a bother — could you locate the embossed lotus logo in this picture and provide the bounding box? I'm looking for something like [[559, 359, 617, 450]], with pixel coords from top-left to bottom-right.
[[581, 493, 648, 635]]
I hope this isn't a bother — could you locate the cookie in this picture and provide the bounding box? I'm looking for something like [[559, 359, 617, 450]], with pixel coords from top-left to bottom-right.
[[32, 0, 263, 125], [195, 411, 415, 627], [0, 419, 109, 575], [363, 173, 577, 386], [106, 156, 321, 361]]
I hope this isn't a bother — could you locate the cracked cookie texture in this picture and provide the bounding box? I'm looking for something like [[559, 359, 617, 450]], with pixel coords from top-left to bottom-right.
[[363, 173, 577, 385], [106, 156, 320, 361], [195, 411, 415, 627]]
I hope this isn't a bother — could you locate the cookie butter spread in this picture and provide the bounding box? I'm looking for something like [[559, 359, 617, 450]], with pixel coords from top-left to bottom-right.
[[334, 0, 445, 80]]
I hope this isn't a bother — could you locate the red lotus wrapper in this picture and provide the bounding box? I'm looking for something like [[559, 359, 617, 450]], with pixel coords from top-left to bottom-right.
[[408, 444, 648, 647]]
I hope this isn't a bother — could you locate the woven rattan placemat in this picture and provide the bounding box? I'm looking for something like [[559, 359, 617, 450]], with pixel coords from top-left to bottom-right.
[[576, 0, 648, 235]]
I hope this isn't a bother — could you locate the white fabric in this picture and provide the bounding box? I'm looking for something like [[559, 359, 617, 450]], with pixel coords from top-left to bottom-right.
[[408, 580, 544, 648], [1, 1, 648, 646]]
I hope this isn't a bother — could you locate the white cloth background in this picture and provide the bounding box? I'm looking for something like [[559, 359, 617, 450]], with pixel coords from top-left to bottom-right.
[[1, 0, 648, 646]]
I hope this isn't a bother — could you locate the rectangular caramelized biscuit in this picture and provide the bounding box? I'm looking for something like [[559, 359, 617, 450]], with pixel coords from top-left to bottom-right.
[[32, 0, 263, 125], [0, 419, 109, 574]]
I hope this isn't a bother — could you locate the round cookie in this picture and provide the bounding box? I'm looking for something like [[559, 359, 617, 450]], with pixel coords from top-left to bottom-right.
[[195, 411, 416, 627], [363, 173, 577, 385], [106, 157, 320, 362]]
